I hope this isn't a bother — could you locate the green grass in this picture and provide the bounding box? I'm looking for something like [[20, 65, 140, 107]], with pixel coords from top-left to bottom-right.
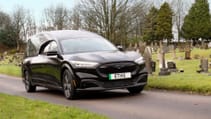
[[148, 48, 211, 95], [0, 93, 108, 119], [0, 64, 21, 77]]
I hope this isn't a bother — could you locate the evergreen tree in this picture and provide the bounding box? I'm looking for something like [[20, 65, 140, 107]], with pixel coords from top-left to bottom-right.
[[182, 0, 211, 40], [155, 2, 173, 42], [143, 6, 158, 44]]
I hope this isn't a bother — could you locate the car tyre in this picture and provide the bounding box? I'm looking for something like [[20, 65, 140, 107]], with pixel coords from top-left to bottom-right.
[[127, 86, 144, 94], [24, 71, 36, 92], [63, 69, 77, 100]]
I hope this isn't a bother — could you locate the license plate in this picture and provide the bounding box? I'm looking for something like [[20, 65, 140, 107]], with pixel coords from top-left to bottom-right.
[[108, 72, 131, 80]]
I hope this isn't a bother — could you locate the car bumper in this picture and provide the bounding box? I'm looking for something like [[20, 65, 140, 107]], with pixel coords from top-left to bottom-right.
[[76, 72, 148, 92]]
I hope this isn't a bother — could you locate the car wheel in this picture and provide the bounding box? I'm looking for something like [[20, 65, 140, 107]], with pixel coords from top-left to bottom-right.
[[127, 86, 144, 94], [24, 71, 36, 92], [62, 69, 76, 100]]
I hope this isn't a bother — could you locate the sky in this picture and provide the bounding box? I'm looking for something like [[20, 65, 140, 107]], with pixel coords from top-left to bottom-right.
[[0, 0, 77, 22], [1, 0, 210, 18], [1, 0, 211, 21]]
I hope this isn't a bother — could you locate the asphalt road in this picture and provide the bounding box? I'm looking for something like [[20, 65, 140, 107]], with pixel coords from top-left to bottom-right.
[[0, 74, 211, 119]]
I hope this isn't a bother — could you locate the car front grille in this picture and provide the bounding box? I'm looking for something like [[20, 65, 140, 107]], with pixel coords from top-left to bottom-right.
[[97, 62, 139, 78]]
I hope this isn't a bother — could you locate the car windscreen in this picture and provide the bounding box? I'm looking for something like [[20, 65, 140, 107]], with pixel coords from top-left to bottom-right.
[[60, 38, 118, 54]]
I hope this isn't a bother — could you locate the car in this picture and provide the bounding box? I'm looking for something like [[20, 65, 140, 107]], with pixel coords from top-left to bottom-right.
[[22, 30, 148, 99]]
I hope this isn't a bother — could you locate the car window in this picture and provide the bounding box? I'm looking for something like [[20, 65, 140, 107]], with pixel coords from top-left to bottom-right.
[[60, 38, 117, 54], [49, 42, 58, 52], [42, 41, 58, 54], [43, 44, 51, 53]]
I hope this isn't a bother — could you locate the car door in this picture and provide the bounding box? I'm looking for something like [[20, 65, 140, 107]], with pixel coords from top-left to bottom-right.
[[36, 41, 62, 87], [28, 36, 46, 84]]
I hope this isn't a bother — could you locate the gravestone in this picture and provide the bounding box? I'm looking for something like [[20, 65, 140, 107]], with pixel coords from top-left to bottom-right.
[[151, 61, 156, 72], [197, 58, 208, 73], [167, 61, 178, 72], [200, 58, 208, 73], [143, 46, 152, 74], [138, 42, 146, 55], [159, 45, 170, 76], [185, 50, 191, 60]]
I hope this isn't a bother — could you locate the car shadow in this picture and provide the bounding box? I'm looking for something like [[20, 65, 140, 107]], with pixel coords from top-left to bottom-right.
[[34, 88, 144, 100]]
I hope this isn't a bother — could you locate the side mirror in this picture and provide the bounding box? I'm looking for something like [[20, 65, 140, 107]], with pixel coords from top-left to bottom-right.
[[117, 45, 124, 51], [46, 51, 58, 56], [46, 51, 63, 59]]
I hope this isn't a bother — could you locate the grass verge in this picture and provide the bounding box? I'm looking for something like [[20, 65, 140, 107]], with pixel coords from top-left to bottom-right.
[[0, 64, 21, 77], [0, 93, 108, 119]]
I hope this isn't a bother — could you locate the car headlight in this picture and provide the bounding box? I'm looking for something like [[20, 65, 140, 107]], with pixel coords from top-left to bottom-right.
[[135, 57, 145, 64], [70, 61, 99, 68]]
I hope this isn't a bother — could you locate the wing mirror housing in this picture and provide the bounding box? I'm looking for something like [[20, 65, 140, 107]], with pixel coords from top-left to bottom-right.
[[46, 51, 63, 59]]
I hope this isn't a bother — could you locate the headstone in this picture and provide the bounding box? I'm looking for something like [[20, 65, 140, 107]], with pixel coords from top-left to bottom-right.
[[200, 58, 208, 73], [158, 52, 170, 76], [143, 46, 152, 74], [163, 44, 169, 53], [185, 51, 191, 60], [138, 42, 146, 55], [151, 61, 156, 72], [167, 61, 178, 72], [197, 58, 208, 73]]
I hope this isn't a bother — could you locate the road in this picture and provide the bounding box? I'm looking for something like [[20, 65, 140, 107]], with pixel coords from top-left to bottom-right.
[[0, 74, 211, 119]]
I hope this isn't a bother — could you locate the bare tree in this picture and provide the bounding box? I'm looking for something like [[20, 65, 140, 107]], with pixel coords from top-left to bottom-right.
[[11, 6, 27, 51], [11, 6, 36, 51], [71, 5, 82, 30], [42, 4, 71, 30], [25, 12, 37, 38], [171, 0, 189, 42], [77, 0, 147, 46]]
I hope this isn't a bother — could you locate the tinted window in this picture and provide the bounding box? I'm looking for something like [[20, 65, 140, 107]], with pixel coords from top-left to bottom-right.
[[42, 41, 58, 54], [60, 38, 117, 54]]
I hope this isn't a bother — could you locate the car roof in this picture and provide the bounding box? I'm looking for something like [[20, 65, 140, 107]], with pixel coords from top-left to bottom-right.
[[39, 30, 102, 41]]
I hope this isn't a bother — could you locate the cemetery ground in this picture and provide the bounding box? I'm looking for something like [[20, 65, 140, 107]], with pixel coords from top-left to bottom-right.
[[1, 48, 211, 95], [148, 48, 211, 95]]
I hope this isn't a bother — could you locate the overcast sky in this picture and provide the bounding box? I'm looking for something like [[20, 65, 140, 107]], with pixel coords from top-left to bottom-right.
[[0, 0, 77, 22], [0, 0, 211, 22]]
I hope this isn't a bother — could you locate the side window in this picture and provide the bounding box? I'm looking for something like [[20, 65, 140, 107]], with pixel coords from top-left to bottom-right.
[[42, 41, 58, 54], [43, 44, 51, 53], [49, 42, 58, 52]]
